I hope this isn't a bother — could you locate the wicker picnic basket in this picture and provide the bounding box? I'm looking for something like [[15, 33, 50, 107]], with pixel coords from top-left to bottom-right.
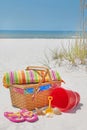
[[9, 66, 62, 110]]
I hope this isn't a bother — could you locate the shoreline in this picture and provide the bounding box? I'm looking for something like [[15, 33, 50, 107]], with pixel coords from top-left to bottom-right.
[[0, 30, 80, 39]]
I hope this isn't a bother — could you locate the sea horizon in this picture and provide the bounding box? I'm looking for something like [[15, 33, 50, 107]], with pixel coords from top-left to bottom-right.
[[0, 30, 81, 39]]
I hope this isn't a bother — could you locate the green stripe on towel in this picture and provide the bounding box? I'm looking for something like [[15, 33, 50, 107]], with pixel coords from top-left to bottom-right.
[[14, 71, 19, 84]]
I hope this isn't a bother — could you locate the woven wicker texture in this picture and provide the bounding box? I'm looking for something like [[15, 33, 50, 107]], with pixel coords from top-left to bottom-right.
[[9, 66, 62, 110], [10, 86, 52, 110]]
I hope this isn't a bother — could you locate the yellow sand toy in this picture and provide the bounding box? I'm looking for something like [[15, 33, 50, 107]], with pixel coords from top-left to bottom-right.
[[45, 96, 53, 114]]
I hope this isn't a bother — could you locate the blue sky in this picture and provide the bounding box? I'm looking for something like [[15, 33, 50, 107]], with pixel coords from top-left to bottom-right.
[[0, 0, 80, 31]]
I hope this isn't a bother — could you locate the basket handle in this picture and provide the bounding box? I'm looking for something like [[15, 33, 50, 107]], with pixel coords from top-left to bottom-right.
[[26, 66, 49, 71], [26, 66, 53, 83]]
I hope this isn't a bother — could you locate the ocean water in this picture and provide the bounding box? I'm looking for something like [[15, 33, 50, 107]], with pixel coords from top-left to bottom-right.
[[0, 30, 80, 39]]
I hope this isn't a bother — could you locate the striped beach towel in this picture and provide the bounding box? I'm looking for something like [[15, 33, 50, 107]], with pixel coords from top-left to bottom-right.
[[3, 70, 61, 88]]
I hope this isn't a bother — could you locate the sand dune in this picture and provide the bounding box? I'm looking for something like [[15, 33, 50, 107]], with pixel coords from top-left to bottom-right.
[[0, 39, 87, 130]]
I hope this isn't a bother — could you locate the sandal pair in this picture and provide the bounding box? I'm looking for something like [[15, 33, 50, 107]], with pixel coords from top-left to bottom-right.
[[4, 109, 38, 123]]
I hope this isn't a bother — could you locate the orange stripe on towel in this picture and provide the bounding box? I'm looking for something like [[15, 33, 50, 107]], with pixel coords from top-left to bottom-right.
[[21, 70, 26, 84], [40, 70, 46, 82]]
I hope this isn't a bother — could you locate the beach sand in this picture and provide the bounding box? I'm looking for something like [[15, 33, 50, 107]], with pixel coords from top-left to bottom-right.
[[0, 39, 87, 130]]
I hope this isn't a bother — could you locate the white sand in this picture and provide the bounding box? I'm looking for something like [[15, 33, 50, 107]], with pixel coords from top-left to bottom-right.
[[0, 39, 87, 130]]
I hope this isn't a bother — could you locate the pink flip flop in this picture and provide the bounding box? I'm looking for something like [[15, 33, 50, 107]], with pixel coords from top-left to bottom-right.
[[4, 112, 25, 123], [20, 109, 38, 122]]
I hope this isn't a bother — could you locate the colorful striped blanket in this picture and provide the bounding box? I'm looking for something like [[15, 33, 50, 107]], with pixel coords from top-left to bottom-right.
[[3, 70, 61, 88]]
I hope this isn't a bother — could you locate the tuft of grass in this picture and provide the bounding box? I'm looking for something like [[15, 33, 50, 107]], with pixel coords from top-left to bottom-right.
[[39, 51, 51, 69], [42, 38, 87, 68], [50, 48, 64, 66], [71, 39, 87, 65]]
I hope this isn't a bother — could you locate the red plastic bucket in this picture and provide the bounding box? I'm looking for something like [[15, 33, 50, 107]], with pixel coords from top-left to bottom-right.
[[50, 87, 80, 112]]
